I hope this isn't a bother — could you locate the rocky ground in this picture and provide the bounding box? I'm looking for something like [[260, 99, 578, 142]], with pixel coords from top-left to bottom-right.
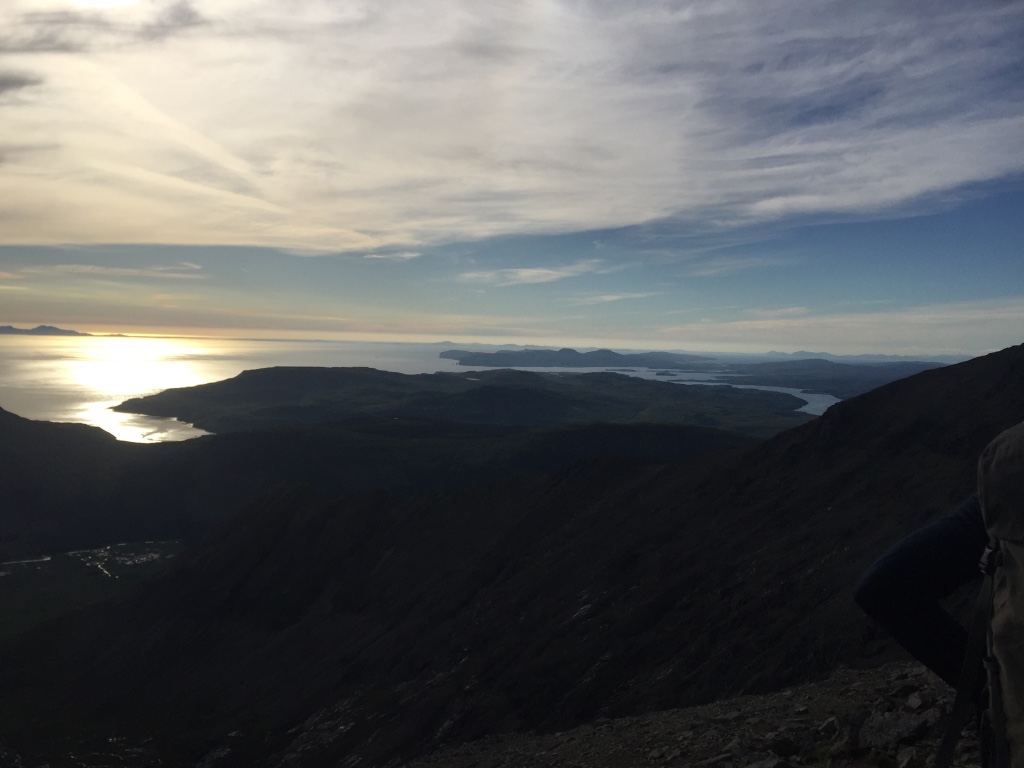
[[399, 662, 981, 768], [0, 661, 985, 767]]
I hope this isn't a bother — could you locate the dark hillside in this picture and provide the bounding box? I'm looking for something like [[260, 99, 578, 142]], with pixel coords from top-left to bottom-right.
[[120, 420, 756, 542], [1, 345, 1021, 766], [0, 406, 751, 558], [113, 366, 812, 437], [0, 407, 143, 558]]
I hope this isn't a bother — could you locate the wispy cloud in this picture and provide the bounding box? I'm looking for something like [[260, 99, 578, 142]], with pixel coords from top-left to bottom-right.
[[742, 306, 811, 319], [0, 268, 26, 291], [0, 71, 42, 95], [139, 1, 206, 42], [363, 251, 421, 261], [571, 292, 657, 305], [459, 260, 606, 287], [685, 255, 794, 277], [659, 299, 1024, 355], [0, 2, 204, 53], [0, 1, 1020, 250], [20, 263, 205, 280]]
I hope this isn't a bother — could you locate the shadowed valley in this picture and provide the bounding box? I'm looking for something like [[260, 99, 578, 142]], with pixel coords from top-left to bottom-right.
[[1, 368, 809, 562]]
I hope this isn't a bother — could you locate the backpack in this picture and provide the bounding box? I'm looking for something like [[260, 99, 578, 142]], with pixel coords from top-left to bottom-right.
[[938, 421, 1024, 768]]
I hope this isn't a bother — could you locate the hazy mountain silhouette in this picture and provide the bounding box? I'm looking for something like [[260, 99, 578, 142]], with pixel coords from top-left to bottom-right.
[[0, 324, 89, 336], [440, 347, 711, 368], [440, 349, 945, 399], [1, 344, 1020, 766], [765, 349, 969, 364], [711, 357, 946, 398]]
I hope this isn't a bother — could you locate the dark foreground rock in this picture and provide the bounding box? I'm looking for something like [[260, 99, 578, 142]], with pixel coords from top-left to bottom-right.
[[398, 663, 977, 768], [0, 662, 979, 768]]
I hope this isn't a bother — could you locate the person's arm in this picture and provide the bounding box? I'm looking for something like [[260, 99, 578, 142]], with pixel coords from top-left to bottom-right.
[[854, 495, 986, 686]]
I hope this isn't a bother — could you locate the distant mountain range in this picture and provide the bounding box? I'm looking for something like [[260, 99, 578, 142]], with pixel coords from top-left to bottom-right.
[[0, 343, 1021, 766], [0, 324, 89, 336], [440, 348, 946, 399], [440, 347, 712, 368], [763, 349, 971, 364]]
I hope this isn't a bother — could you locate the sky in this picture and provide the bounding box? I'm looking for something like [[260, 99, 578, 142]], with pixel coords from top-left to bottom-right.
[[0, 0, 1022, 355]]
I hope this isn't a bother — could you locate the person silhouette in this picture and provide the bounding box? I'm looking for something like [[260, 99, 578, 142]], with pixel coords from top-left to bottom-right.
[[853, 493, 987, 686]]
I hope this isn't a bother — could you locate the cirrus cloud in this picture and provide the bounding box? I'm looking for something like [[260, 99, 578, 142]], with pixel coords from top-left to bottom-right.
[[658, 298, 1024, 355], [570, 292, 657, 305], [458, 259, 607, 286], [0, 1, 1020, 252], [18, 262, 205, 280]]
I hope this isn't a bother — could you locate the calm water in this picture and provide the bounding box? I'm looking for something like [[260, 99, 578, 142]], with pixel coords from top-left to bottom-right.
[[0, 336, 468, 442], [0, 336, 835, 442]]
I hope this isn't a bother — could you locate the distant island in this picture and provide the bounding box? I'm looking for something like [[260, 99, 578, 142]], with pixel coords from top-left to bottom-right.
[[440, 347, 947, 399], [440, 348, 712, 369], [0, 325, 90, 336]]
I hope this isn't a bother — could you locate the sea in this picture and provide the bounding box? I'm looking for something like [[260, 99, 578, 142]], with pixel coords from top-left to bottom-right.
[[0, 335, 837, 443]]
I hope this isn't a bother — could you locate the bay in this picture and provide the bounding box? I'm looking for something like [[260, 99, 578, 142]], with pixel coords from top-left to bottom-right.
[[0, 336, 472, 442], [0, 336, 835, 443]]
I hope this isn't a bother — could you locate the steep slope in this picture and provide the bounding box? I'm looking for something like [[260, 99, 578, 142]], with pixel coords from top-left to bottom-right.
[[2, 344, 1021, 767], [0, 400, 756, 559], [121, 419, 759, 545], [400, 662, 966, 768], [0, 407, 142, 558]]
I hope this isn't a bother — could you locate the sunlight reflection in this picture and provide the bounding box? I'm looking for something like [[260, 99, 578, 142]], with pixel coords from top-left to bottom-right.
[[78, 400, 210, 443], [66, 337, 211, 397], [57, 336, 225, 443]]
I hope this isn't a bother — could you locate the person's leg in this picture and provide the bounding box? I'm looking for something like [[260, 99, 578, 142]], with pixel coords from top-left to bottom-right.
[[854, 496, 986, 686]]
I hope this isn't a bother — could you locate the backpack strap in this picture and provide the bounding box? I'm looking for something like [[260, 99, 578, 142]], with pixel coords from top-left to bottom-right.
[[984, 540, 1010, 768], [986, 651, 1010, 768], [935, 541, 1000, 768]]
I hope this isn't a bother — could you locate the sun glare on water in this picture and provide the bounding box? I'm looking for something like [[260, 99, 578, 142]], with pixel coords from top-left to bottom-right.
[[62, 336, 217, 443], [68, 336, 209, 395]]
